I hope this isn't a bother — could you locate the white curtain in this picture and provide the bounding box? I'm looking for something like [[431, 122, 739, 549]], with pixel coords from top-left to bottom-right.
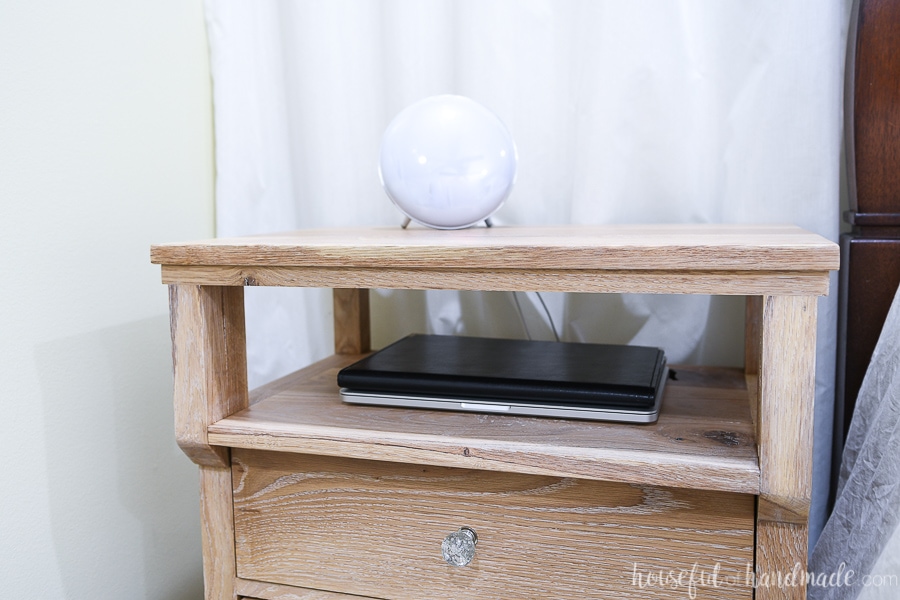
[[810, 283, 900, 600], [204, 0, 849, 550]]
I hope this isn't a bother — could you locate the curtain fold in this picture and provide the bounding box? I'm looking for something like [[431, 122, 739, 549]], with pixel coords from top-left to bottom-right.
[[811, 283, 900, 600], [204, 0, 849, 550]]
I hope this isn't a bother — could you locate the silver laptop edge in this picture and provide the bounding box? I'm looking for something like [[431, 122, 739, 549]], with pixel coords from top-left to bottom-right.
[[340, 368, 668, 424]]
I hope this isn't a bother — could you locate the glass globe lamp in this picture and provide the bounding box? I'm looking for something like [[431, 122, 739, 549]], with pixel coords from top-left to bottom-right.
[[379, 95, 518, 229]]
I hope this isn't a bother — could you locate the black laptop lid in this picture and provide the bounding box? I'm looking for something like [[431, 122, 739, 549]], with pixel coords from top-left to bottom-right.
[[337, 334, 666, 409]]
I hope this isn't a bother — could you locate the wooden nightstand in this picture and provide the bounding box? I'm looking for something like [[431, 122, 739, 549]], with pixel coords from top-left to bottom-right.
[[152, 225, 838, 600]]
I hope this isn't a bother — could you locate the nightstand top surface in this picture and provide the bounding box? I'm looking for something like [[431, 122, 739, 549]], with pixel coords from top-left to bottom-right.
[[152, 224, 838, 271], [152, 225, 838, 295]]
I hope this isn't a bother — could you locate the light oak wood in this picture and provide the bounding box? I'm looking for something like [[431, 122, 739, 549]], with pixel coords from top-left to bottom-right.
[[332, 289, 370, 354], [201, 465, 238, 600], [160, 264, 831, 296], [155, 226, 836, 295], [746, 374, 760, 443], [151, 224, 839, 271], [209, 356, 759, 494], [154, 225, 839, 600], [232, 450, 754, 600], [756, 521, 809, 599], [756, 295, 817, 598], [759, 296, 817, 505], [236, 579, 375, 599], [170, 285, 249, 467], [745, 295, 763, 438], [745, 295, 762, 375]]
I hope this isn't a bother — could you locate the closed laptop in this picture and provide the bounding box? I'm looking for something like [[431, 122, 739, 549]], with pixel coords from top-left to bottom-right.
[[338, 334, 667, 423]]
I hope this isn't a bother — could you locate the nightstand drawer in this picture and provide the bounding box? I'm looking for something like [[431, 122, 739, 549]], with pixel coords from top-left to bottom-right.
[[232, 449, 754, 599]]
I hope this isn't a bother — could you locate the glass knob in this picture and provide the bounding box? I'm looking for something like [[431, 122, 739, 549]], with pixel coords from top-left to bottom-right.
[[441, 526, 478, 567]]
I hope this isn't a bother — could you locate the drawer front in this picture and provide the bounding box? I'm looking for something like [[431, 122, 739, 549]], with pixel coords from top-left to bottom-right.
[[233, 449, 754, 599]]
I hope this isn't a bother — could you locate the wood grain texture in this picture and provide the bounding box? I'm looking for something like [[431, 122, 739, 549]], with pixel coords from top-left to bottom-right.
[[170, 285, 249, 467], [745, 296, 762, 375], [201, 465, 238, 600], [232, 450, 754, 600], [755, 521, 809, 600], [332, 289, 370, 355], [746, 374, 760, 445], [236, 580, 375, 599], [151, 225, 839, 271], [836, 0, 900, 512], [153, 226, 838, 599], [160, 264, 832, 296], [208, 355, 759, 494], [758, 296, 816, 505], [757, 295, 817, 592], [848, 0, 900, 221], [745, 296, 763, 440], [836, 236, 900, 441]]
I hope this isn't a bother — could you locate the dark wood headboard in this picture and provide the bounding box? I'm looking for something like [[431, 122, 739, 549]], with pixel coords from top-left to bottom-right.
[[833, 0, 900, 503]]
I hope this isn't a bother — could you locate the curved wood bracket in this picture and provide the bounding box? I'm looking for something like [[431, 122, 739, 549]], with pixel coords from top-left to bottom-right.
[[170, 284, 248, 467]]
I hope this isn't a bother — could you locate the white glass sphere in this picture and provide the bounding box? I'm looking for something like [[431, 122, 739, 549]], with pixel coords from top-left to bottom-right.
[[379, 95, 518, 229]]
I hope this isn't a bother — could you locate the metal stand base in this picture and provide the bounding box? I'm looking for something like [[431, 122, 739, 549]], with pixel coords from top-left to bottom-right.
[[401, 217, 493, 229]]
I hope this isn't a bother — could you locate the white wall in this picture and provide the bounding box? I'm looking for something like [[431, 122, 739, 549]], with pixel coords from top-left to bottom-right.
[[0, 1, 213, 598]]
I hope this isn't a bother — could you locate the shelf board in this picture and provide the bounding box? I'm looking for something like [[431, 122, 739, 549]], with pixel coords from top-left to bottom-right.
[[208, 354, 760, 495]]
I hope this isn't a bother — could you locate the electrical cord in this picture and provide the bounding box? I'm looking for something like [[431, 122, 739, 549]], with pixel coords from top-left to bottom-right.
[[510, 291, 560, 342], [535, 291, 560, 342], [511, 291, 532, 340]]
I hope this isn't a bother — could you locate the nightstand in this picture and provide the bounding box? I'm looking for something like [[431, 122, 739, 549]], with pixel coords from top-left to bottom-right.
[[152, 225, 839, 599]]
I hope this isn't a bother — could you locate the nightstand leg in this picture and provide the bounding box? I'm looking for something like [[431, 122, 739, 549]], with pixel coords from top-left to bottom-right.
[[169, 284, 248, 467], [200, 464, 238, 600], [333, 288, 370, 354], [745, 296, 763, 377], [756, 295, 817, 599]]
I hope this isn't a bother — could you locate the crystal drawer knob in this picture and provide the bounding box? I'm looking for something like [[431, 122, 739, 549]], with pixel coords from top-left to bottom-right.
[[441, 526, 478, 566]]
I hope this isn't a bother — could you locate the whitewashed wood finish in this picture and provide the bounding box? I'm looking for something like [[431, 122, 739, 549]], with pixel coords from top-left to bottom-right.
[[759, 296, 817, 511], [746, 375, 760, 443], [756, 295, 817, 599], [201, 465, 238, 600], [160, 264, 831, 296], [332, 288, 370, 355], [756, 521, 809, 600], [745, 296, 763, 375], [151, 224, 838, 270], [208, 356, 759, 494], [154, 226, 839, 600], [170, 285, 249, 467], [232, 450, 755, 600], [745, 295, 763, 439], [154, 226, 836, 295], [236, 580, 375, 600]]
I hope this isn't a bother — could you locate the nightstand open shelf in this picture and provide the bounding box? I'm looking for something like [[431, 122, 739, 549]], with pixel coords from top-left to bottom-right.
[[152, 224, 839, 600], [209, 355, 759, 494]]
